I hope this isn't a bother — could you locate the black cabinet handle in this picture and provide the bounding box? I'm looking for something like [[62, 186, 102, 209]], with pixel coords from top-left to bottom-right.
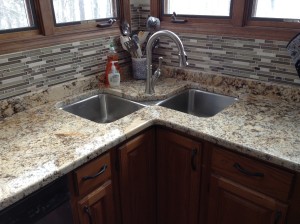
[[191, 149, 197, 171], [82, 164, 108, 181], [171, 12, 188, 23], [84, 206, 93, 224], [233, 163, 264, 177], [274, 211, 282, 224], [96, 19, 116, 28]]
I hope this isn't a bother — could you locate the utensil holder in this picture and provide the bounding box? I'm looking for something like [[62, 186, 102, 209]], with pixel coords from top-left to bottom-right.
[[132, 57, 147, 79]]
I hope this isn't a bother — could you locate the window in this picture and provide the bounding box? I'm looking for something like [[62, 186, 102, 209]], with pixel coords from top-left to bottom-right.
[[251, 0, 300, 21], [164, 0, 231, 17], [0, 0, 121, 54], [52, 0, 117, 25], [0, 0, 36, 32], [156, 0, 300, 40]]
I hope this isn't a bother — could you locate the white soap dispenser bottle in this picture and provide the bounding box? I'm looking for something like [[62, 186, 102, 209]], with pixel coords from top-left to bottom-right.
[[108, 61, 120, 87]]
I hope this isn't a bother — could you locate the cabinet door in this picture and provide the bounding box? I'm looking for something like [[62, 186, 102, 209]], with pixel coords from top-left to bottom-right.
[[77, 180, 116, 224], [156, 128, 202, 224], [207, 175, 287, 224], [118, 129, 156, 224]]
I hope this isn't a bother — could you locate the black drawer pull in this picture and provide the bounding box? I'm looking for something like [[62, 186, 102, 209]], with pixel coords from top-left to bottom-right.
[[82, 164, 108, 181], [274, 211, 282, 224], [84, 206, 93, 224], [233, 163, 264, 177], [191, 149, 197, 171]]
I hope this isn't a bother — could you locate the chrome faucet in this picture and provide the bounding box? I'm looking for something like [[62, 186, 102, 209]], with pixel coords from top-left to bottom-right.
[[145, 30, 188, 94]]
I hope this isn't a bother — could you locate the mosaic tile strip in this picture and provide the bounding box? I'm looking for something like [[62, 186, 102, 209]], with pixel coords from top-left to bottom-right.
[[131, 4, 150, 31], [0, 36, 132, 100], [154, 33, 300, 86]]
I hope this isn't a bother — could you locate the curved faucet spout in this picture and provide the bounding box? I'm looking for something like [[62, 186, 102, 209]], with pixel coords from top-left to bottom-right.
[[145, 30, 188, 94]]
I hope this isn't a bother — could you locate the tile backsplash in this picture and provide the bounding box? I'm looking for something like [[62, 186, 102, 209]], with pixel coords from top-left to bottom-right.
[[1, 22, 299, 101], [0, 35, 131, 100], [130, 3, 150, 31], [154, 33, 300, 86]]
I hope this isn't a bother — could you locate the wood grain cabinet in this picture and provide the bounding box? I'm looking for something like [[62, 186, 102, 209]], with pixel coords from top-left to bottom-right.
[[68, 127, 300, 224], [207, 145, 294, 224], [156, 128, 202, 224], [77, 180, 116, 224], [69, 152, 117, 224], [117, 129, 156, 224]]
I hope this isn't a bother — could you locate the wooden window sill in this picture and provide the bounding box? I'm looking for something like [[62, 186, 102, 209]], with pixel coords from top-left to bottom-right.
[[160, 21, 299, 41], [0, 26, 120, 55]]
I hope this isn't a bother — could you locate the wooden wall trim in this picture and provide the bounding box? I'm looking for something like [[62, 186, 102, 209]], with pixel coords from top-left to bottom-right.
[[36, 0, 55, 35], [160, 21, 299, 41], [0, 27, 120, 55], [151, 0, 160, 18], [231, 0, 247, 27], [121, 0, 131, 25]]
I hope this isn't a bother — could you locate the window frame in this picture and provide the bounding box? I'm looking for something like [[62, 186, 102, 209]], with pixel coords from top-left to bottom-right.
[[245, 0, 300, 29], [0, 0, 124, 54], [50, 0, 118, 27], [0, 0, 37, 34], [153, 0, 300, 41], [162, 0, 233, 23]]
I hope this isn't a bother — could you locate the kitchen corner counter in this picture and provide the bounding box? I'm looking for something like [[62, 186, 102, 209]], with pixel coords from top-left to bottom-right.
[[1, 77, 300, 211]]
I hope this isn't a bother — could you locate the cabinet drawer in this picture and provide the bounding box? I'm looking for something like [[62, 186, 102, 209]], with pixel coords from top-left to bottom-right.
[[74, 153, 111, 196], [211, 147, 294, 201], [77, 180, 116, 224]]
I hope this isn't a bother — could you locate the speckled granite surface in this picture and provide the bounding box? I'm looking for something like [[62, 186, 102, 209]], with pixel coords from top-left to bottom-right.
[[1, 72, 300, 211]]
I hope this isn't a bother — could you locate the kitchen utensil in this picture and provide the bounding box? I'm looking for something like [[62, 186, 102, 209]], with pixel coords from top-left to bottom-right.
[[142, 36, 160, 55], [143, 16, 161, 54], [124, 40, 139, 58], [152, 38, 160, 51], [146, 16, 160, 32], [138, 31, 149, 46], [132, 34, 143, 58], [121, 21, 131, 36], [132, 34, 139, 44], [120, 35, 131, 51]]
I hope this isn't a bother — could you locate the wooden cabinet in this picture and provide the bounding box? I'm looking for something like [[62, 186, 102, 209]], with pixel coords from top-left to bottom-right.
[[69, 152, 117, 224], [208, 175, 287, 224], [210, 147, 294, 201], [117, 129, 156, 224], [156, 128, 202, 224], [77, 180, 116, 224], [207, 145, 293, 224], [69, 127, 299, 224], [73, 153, 112, 197]]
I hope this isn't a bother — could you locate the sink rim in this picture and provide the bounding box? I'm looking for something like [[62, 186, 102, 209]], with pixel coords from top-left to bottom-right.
[[58, 88, 239, 123], [59, 93, 146, 123], [156, 88, 238, 117]]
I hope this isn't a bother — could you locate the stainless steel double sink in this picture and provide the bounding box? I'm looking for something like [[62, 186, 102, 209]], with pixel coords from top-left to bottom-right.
[[61, 94, 146, 123], [60, 89, 238, 123]]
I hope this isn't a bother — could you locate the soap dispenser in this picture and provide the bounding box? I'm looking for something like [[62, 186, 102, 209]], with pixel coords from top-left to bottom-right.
[[108, 61, 120, 87]]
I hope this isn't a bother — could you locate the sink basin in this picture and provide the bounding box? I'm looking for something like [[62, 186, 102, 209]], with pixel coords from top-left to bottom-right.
[[157, 89, 238, 117], [61, 94, 145, 123]]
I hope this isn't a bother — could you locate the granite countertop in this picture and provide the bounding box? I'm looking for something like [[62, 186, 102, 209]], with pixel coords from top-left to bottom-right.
[[1, 76, 300, 211]]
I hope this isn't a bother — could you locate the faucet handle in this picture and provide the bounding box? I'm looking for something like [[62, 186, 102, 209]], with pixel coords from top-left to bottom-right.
[[179, 51, 188, 67], [158, 57, 163, 68], [152, 57, 163, 89], [184, 52, 189, 66]]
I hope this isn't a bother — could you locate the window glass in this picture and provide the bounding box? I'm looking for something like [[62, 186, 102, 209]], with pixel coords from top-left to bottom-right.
[[0, 0, 35, 31], [252, 0, 300, 20], [164, 0, 231, 17], [52, 0, 117, 24]]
